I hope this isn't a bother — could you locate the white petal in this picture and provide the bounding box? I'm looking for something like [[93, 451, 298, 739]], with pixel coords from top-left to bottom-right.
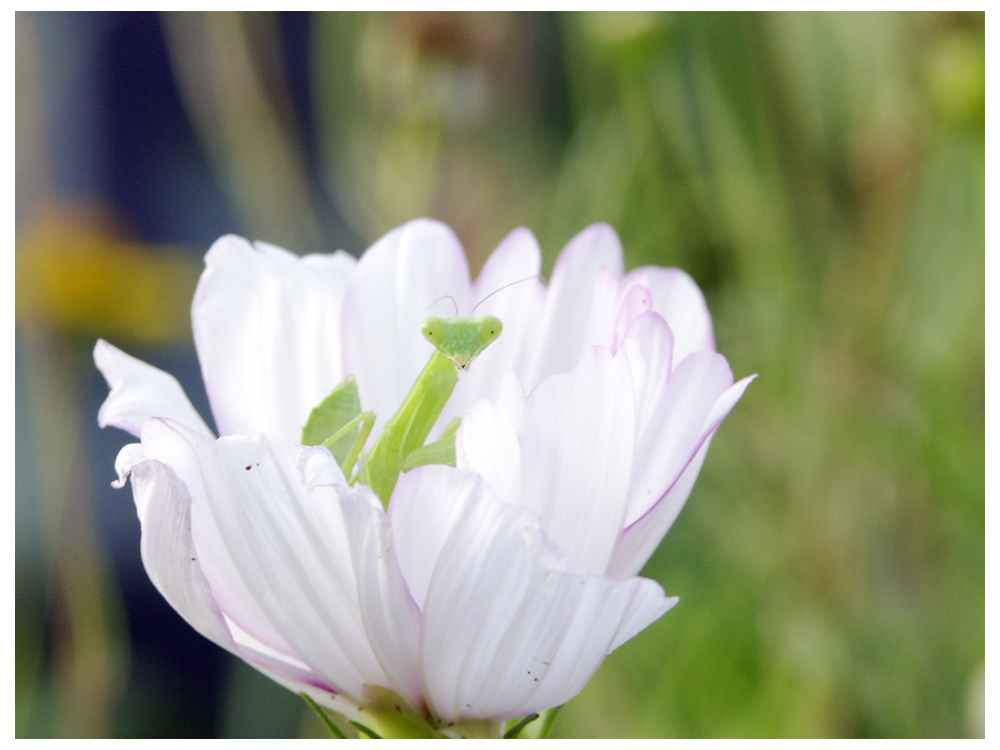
[[127, 456, 236, 650], [626, 352, 735, 527], [627, 266, 715, 361], [388, 466, 498, 610], [516, 347, 636, 573], [610, 585, 679, 652], [139, 419, 299, 662], [610, 283, 654, 352], [454, 390, 524, 512], [470, 227, 544, 308], [94, 339, 212, 438], [191, 235, 357, 442], [420, 496, 673, 722], [524, 574, 674, 712], [341, 220, 473, 444], [191, 429, 388, 701], [520, 224, 624, 389], [611, 373, 756, 578], [337, 484, 424, 709], [298, 445, 348, 489], [112, 443, 145, 488], [444, 227, 545, 423], [125, 453, 348, 698]]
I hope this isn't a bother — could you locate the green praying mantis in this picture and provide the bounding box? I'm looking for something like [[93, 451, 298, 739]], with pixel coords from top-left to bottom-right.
[[301, 304, 504, 507]]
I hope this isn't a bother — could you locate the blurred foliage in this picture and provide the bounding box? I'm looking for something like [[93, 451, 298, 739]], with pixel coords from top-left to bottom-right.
[[15, 11, 983, 738]]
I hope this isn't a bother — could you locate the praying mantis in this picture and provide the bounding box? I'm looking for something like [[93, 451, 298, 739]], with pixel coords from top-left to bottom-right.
[[301, 309, 503, 507]]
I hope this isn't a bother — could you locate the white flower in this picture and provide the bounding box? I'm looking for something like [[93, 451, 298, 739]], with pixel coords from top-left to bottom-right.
[[95, 219, 752, 736]]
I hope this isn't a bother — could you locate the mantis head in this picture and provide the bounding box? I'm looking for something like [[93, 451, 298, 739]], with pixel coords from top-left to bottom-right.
[[421, 315, 503, 371]]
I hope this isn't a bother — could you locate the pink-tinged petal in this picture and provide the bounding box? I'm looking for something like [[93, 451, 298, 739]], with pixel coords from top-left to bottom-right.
[[139, 419, 299, 663], [520, 224, 625, 388], [610, 283, 654, 352], [445, 228, 545, 423], [611, 373, 756, 578], [94, 339, 212, 438], [627, 266, 715, 361], [338, 484, 424, 710], [609, 585, 679, 652], [419, 496, 674, 722], [619, 312, 674, 432], [703, 374, 757, 437], [610, 437, 710, 580], [189, 430, 388, 702], [517, 347, 636, 573], [221, 613, 360, 715], [341, 220, 473, 443], [389, 466, 499, 610], [192, 235, 357, 442], [625, 352, 735, 527]]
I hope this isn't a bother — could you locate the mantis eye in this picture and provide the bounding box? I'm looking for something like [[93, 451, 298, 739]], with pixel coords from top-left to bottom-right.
[[421, 317, 446, 346], [477, 316, 502, 347]]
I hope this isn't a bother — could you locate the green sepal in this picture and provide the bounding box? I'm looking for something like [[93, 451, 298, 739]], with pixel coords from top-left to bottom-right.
[[299, 692, 347, 738], [534, 706, 561, 738], [347, 720, 382, 739], [356, 685, 437, 738], [302, 376, 361, 463], [503, 713, 540, 739]]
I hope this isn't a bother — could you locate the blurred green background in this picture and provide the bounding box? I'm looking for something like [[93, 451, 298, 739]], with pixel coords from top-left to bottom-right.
[[15, 11, 984, 738]]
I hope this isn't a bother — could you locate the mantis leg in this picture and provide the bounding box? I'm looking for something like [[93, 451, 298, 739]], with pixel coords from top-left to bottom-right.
[[321, 410, 376, 479]]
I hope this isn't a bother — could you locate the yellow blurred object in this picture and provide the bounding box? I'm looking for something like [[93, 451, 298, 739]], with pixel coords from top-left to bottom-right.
[[16, 217, 202, 344], [926, 26, 985, 129]]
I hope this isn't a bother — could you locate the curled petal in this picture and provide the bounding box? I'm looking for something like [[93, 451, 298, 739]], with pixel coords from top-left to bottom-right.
[[128, 457, 236, 650], [627, 266, 715, 361], [125, 449, 342, 700], [610, 283, 654, 352], [626, 352, 735, 527], [139, 419, 298, 662], [619, 311, 674, 427], [612, 373, 756, 578], [94, 339, 212, 438], [112, 443, 146, 488], [299, 445, 348, 490], [192, 235, 357, 442]]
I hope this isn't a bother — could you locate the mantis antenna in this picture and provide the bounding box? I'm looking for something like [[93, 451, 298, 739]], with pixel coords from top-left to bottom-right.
[[427, 295, 460, 316], [470, 275, 543, 315]]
